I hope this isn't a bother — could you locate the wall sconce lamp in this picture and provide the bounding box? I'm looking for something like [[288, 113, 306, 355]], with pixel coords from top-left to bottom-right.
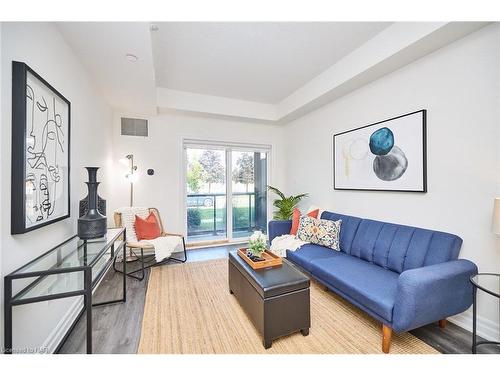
[[120, 154, 138, 206]]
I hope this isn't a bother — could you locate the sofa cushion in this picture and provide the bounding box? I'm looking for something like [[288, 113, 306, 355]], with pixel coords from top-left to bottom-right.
[[310, 256, 399, 322], [321, 211, 463, 274], [286, 244, 340, 272], [350, 219, 463, 273], [320, 211, 362, 253]]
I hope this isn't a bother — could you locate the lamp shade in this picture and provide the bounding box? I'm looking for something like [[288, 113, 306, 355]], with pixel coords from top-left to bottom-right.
[[118, 158, 130, 167], [493, 198, 500, 235], [126, 173, 138, 183]]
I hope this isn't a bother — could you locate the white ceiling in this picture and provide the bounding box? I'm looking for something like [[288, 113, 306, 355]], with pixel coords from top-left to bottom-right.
[[57, 22, 157, 113], [56, 22, 488, 121], [151, 22, 391, 103]]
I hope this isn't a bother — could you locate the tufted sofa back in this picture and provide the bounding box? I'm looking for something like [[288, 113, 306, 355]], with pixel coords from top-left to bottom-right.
[[320, 211, 463, 274]]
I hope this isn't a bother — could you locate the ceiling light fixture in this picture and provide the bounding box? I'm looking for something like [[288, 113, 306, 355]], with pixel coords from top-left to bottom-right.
[[125, 53, 138, 62]]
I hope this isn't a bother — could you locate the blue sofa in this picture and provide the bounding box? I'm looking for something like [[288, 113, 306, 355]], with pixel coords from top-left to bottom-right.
[[268, 211, 477, 353]]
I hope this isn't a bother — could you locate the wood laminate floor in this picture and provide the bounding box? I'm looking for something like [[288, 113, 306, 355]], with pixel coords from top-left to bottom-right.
[[58, 243, 499, 354], [58, 244, 241, 354]]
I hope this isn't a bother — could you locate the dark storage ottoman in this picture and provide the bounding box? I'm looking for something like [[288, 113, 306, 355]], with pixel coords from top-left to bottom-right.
[[228, 251, 310, 349]]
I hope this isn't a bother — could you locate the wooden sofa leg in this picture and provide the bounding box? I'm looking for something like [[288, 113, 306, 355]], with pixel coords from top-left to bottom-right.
[[438, 319, 447, 329], [382, 325, 392, 354]]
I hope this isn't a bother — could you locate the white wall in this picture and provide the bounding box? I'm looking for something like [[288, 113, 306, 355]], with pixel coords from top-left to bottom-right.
[[0, 23, 113, 352], [0, 22, 3, 352], [109, 112, 287, 235], [285, 23, 500, 340]]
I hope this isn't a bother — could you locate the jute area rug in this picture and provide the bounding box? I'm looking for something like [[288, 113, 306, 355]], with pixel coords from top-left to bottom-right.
[[138, 259, 438, 354]]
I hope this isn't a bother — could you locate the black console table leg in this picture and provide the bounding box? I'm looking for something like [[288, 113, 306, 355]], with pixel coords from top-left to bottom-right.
[[301, 328, 309, 336], [122, 245, 127, 302], [85, 269, 93, 354], [472, 286, 477, 354], [4, 278, 12, 354]]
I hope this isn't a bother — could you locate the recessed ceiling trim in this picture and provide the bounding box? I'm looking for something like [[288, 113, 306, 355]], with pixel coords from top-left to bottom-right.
[[156, 88, 277, 121], [151, 22, 392, 103], [57, 21, 491, 123], [277, 21, 489, 122], [155, 22, 489, 124]]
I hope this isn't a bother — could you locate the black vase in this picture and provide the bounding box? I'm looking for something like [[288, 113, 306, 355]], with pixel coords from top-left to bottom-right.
[[79, 191, 106, 217], [77, 167, 107, 239]]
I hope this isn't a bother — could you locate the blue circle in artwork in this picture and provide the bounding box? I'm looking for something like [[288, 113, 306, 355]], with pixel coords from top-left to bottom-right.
[[369, 127, 394, 156]]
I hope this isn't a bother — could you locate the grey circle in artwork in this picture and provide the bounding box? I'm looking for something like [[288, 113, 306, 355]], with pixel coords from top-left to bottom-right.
[[373, 145, 408, 181]]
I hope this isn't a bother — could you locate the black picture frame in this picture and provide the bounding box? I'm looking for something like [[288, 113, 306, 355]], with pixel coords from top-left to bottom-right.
[[11, 61, 71, 234], [333, 110, 427, 193]]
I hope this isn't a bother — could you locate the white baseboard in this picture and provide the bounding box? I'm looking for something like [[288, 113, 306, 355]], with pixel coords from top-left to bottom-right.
[[42, 297, 83, 353], [449, 311, 499, 343]]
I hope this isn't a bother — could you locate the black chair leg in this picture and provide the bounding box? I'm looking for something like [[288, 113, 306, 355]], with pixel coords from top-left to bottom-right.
[[114, 247, 146, 281], [169, 236, 188, 263], [114, 237, 188, 281]]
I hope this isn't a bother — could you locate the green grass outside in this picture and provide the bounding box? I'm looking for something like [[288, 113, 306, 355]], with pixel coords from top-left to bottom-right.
[[188, 206, 255, 232]]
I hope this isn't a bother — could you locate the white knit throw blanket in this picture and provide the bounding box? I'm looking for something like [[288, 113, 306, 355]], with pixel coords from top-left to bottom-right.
[[145, 236, 183, 262], [116, 207, 182, 262], [116, 207, 149, 242], [270, 234, 308, 257]]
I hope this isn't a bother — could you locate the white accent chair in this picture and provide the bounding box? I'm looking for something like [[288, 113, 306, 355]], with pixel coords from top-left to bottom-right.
[[113, 207, 187, 280]]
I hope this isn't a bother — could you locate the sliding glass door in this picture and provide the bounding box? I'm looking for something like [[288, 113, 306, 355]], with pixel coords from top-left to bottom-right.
[[186, 147, 227, 242], [185, 143, 268, 243], [231, 151, 267, 239]]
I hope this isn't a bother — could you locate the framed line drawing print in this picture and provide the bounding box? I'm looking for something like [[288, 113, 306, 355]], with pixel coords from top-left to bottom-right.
[[333, 110, 427, 192], [11, 61, 71, 234]]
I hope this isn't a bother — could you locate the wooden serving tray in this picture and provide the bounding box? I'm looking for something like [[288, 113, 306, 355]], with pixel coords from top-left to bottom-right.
[[237, 248, 283, 270]]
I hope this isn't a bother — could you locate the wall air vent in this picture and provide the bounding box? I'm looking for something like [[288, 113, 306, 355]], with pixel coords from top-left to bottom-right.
[[120, 117, 148, 137]]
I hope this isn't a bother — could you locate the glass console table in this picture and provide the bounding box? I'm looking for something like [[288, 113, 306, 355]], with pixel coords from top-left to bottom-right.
[[470, 273, 500, 353], [3, 227, 126, 354]]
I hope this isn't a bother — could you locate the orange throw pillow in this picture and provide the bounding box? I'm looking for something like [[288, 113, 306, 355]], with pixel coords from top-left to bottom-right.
[[308, 208, 320, 219], [135, 213, 161, 240], [290, 208, 319, 235]]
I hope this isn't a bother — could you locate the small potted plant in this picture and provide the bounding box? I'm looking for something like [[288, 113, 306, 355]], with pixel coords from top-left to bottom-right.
[[247, 230, 267, 261], [267, 185, 308, 220]]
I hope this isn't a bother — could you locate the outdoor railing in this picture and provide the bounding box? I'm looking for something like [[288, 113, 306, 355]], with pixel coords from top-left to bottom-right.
[[187, 192, 258, 237]]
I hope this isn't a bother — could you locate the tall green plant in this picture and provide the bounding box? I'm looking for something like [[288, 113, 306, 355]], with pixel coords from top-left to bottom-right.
[[267, 185, 308, 220]]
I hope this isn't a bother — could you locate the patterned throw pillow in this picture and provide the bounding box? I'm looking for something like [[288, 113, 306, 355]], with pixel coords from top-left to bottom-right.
[[296, 216, 341, 250]]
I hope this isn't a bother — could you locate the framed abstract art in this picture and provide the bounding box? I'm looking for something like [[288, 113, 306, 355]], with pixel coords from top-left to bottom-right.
[[11, 61, 71, 234], [333, 110, 427, 192]]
